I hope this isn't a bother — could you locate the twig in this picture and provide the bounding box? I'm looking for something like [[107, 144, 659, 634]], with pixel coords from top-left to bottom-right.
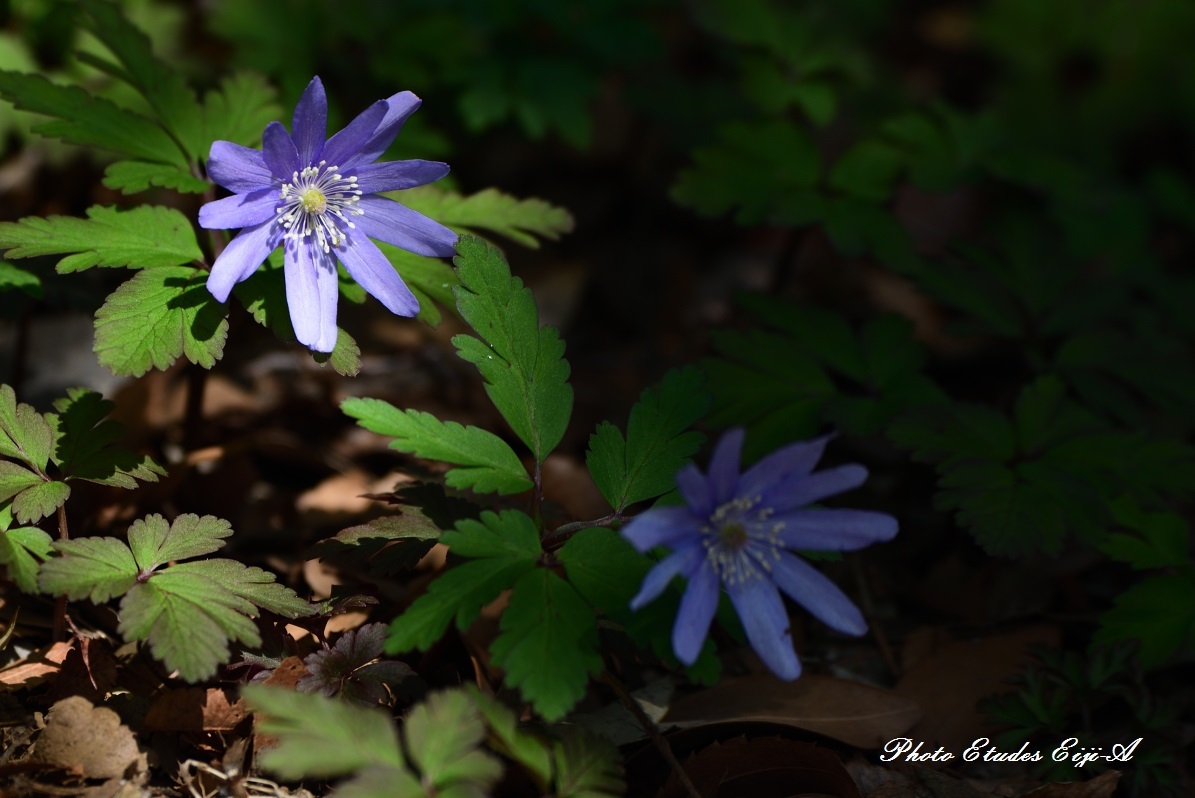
[[51, 504, 69, 641], [850, 554, 900, 680], [601, 670, 702, 798], [542, 513, 623, 549]]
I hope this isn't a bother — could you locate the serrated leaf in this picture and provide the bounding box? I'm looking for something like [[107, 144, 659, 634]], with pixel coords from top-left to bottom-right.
[[558, 527, 649, 621], [245, 685, 407, 780], [451, 235, 573, 463], [0, 70, 186, 165], [47, 387, 165, 488], [829, 140, 904, 202], [386, 510, 540, 653], [10, 479, 69, 524], [0, 384, 53, 471], [586, 367, 709, 511], [201, 71, 280, 148], [403, 690, 503, 791], [126, 513, 231, 571], [80, 0, 206, 160], [400, 186, 574, 249], [198, 558, 315, 618], [300, 623, 414, 704], [102, 160, 209, 195], [38, 536, 137, 603], [1095, 572, 1195, 667], [342, 398, 532, 495], [94, 265, 228, 376], [469, 688, 552, 787], [310, 510, 442, 578], [552, 729, 624, 797], [0, 521, 52, 593], [0, 206, 202, 273], [0, 462, 45, 506], [119, 568, 261, 681], [1101, 501, 1190, 570], [0, 260, 42, 299], [490, 568, 602, 721], [376, 244, 459, 327]]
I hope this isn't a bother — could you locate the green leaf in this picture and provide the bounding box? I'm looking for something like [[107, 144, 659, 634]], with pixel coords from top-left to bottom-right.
[[552, 730, 624, 797], [399, 187, 574, 249], [376, 244, 459, 327], [0, 508, 52, 593], [1095, 572, 1195, 668], [309, 509, 442, 578], [828, 140, 903, 201], [0, 70, 186, 165], [126, 513, 230, 571], [0, 463, 49, 521], [490, 568, 602, 721], [195, 558, 316, 618], [469, 688, 552, 788], [47, 387, 166, 488], [93, 265, 228, 376], [0, 260, 42, 299], [403, 690, 504, 792], [10, 479, 69, 524], [201, 71, 280, 148], [102, 160, 209, 195], [386, 510, 541, 653], [245, 685, 407, 779], [0, 384, 54, 471], [586, 367, 709, 511], [451, 235, 573, 463], [558, 527, 649, 622], [342, 399, 532, 495], [38, 536, 137, 603], [0, 206, 203, 274], [1101, 501, 1190, 570], [79, 0, 206, 161]]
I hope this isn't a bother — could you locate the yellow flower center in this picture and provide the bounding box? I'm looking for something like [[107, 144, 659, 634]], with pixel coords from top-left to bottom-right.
[[299, 187, 327, 214]]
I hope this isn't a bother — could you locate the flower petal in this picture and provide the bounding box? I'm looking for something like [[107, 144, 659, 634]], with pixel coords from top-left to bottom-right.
[[676, 463, 714, 517], [672, 560, 719, 665], [769, 508, 898, 551], [319, 100, 387, 168], [334, 231, 419, 317], [353, 159, 450, 194], [206, 219, 281, 302], [621, 506, 704, 553], [262, 121, 301, 181], [764, 464, 868, 514], [292, 76, 327, 165], [344, 91, 422, 168], [284, 236, 340, 353], [207, 140, 273, 193], [706, 428, 745, 505], [198, 187, 278, 230], [630, 543, 703, 611], [727, 575, 800, 680], [354, 195, 457, 257], [739, 433, 834, 501], [771, 551, 866, 636]]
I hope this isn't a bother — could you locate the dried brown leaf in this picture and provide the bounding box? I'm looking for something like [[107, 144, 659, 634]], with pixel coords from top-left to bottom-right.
[[28, 696, 145, 780], [659, 735, 861, 798]]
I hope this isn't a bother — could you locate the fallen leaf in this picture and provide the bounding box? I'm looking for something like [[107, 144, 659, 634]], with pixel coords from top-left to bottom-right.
[[662, 675, 922, 749], [894, 626, 1058, 751], [1020, 771, 1120, 798], [144, 687, 248, 732], [0, 641, 72, 690], [28, 696, 145, 780], [659, 736, 862, 798], [261, 656, 311, 690]]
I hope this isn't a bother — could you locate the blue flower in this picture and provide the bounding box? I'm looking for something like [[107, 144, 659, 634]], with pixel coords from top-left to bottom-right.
[[199, 76, 456, 353], [622, 428, 898, 680]]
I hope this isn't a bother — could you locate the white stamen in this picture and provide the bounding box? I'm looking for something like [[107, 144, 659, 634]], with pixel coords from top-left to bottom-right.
[[276, 160, 365, 253], [701, 495, 785, 586]]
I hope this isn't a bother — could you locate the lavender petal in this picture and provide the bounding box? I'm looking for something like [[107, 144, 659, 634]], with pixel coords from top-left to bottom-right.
[[706, 428, 745, 505], [671, 560, 719, 665], [284, 237, 340, 353], [353, 160, 451, 194], [198, 187, 278, 230], [739, 433, 834, 500], [206, 141, 273, 193], [206, 220, 280, 302], [291, 76, 328, 165], [763, 464, 869, 514], [726, 576, 801, 680], [262, 121, 301, 181], [354, 196, 457, 257], [621, 506, 703, 553], [771, 551, 867, 636], [344, 91, 422, 168], [334, 232, 419, 317], [319, 100, 387, 168], [770, 508, 898, 551], [630, 543, 703, 611]]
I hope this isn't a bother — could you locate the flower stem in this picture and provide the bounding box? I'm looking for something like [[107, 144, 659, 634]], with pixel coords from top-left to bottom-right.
[[542, 513, 623, 549], [600, 670, 701, 798]]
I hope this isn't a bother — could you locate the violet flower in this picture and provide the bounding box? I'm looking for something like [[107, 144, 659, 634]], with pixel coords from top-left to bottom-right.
[[199, 76, 456, 353], [622, 428, 897, 680]]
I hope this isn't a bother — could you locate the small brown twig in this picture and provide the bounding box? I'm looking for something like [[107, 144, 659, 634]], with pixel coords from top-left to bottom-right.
[[601, 669, 702, 798], [850, 553, 900, 680]]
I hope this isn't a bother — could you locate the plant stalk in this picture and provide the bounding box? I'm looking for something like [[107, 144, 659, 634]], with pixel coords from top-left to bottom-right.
[[601, 670, 702, 798]]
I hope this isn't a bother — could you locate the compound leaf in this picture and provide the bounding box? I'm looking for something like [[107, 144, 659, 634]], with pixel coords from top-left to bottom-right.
[[403, 690, 504, 791], [557, 527, 649, 623], [342, 398, 532, 495], [38, 536, 137, 603], [0, 504, 52, 593], [552, 731, 624, 798], [94, 265, 228, 376], [489, 568, 602, 721], [47, 387, 165, 488], [400, 186, 574, 249], [0, 384, 53, 471], [451, 235, 573, 463], [245, 685, 406, 779], [469, 688, 552, 787], [102, 160, 209, 195], [386, 510, 540, 653], [10, 479, 69, 524], [126, 513, 231, 571], [0, 260, 42, 299], [1095, 572, 1195, 668], [586, 366, 709, 511], [201, 71, 280, 149], [0, 206, 202, 274]]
